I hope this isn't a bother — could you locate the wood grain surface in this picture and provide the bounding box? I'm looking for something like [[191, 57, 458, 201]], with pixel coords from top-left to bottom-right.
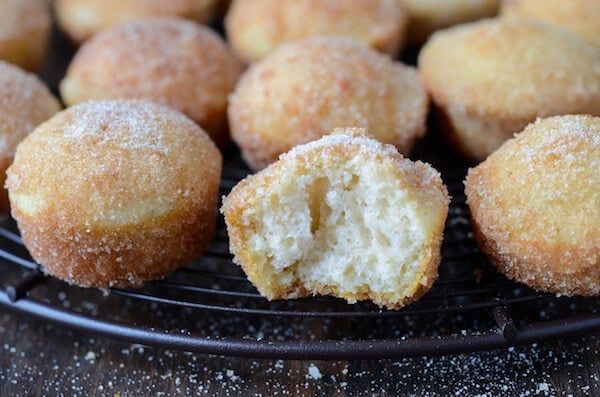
[[1, 310, 598, 396]]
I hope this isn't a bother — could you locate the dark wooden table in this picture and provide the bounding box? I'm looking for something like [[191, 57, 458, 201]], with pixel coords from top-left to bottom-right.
[[1, 308, 598, 396]]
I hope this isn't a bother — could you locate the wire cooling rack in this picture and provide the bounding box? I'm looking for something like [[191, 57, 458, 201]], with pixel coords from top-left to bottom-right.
[[0, 155, 599, 360]]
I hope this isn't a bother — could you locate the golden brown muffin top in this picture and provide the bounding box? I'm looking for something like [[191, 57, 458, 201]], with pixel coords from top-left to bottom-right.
[[7, 100, 222, 230], [466, 115, 600, 266], [501, 0, 600, 48], [225, 0, 407, 62], [0, 61, 60, 165], [419, 19, 600, 120], [0, 0, 49, 39], [60, 18, 242, 136], [55, 0, 218, 43], [229, 36, 427, 170]]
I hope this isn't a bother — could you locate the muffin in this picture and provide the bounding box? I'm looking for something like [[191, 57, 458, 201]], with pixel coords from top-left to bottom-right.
[[0, 61, 61, 214], [0, 0, 51, 71], [229, 36, 428, 170], [419, 18, 600, 161], [465, 115, 600, 296], [222, 128, 450, 309], [60, 18, 242, 147], [225, 0, 408, 63], [501, 0, 600, 48], [7, 100, 222, 288], [55, 0, 219, 44]]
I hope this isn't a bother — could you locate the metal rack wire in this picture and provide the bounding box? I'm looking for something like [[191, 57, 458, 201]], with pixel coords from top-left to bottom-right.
[[0, 161, 598, 360]]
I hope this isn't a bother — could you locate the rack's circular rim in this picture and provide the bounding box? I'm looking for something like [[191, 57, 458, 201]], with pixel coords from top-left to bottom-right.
[[1, 288, 599, 360]]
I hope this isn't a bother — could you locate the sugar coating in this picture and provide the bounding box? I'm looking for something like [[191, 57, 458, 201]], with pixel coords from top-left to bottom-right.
[[284, 128, 399, 160], [229, 36, 428, 170], [0, 61, 60, 156], [420, 19, 600, 117], [284, 128, 443, 189], [0, 61, 60, 213], [225, 0, 408, 62], [58, 99, 194, 154], [54, 0, 219, 43], [0, 0, 49, 38], [501, 0, 600, 48], [8, 99, 220, 221], [419, 18, 600, 160], [465, 115, 600, 296], [60, 17, 242, 145], [0, 0, 51, 71], [6, 99, 222, 287]]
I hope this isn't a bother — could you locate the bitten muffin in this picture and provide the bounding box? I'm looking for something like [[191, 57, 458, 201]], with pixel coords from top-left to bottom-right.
[[60, 18, 242, 147], [6, 100, 222, 288], [225, 0, 408, 63], [0, 0, 51, 71], [419, 19, 600, 161], [501, 0, 600, 48], [222, 128, 450, 309], [229, 37, 428, 170], [402, 0, 499, 46], [465, 115, 600, 296], [54, 0, 219, 44], [0, 61, 61, 214]]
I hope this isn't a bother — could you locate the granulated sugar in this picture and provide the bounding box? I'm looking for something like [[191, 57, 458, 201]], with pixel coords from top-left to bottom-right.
[[1, 312, 598, 396], [306, 364, 322, 380]]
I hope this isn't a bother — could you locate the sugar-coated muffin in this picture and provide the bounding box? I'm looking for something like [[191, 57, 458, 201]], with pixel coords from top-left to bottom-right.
[[229, 37, 428, 170], [419, 19, 600, 161], [401, 0, 499, 46], [225, 0, 408, 63], [0, 61, 61, 215], [222, 128, 450, 309], [55, 0, 219, 44], [60, 18, 242, 147], [0, 0, 51, 71], [7, 100, 222, 288], [465, 115, 600, 296], [501, 0, 600, 48]]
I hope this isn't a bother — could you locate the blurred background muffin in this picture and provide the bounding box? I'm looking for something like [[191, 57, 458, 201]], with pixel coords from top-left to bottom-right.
[[225, 0, 408, 63], [501, 0, 600, 48], [54, 0, 219, 44], [60, 18, 242, 147], [0, 0, 52, 71]]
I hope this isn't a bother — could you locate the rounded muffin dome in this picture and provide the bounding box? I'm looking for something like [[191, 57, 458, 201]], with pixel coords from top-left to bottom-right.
[[229, 36, 428, 170], [7, 99, 222, 288]]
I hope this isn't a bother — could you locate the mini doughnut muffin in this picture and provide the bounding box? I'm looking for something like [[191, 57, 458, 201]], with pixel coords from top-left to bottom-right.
[[222, 128, 450, 309], [401, 0, 499, 46], [225, 0, 408, 63], [465, 115, 600, 296], [419, 19, 600, 161], [501, 0, 600, 48], [229, 37, 428, 170], [0, 0, 51, 71], [54, 0, 219, 44], [60, 18, 242, 147], [0, 61, 61, 215], [6, 100, 222, 288]]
